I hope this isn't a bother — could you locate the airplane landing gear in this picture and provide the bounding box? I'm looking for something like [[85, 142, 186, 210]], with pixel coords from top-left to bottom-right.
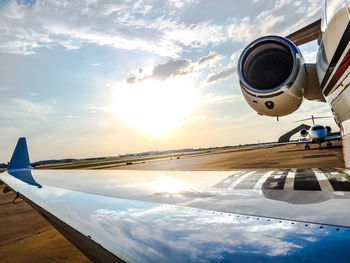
[[327, 142, 332, 148], [304, 144, 310, 150]]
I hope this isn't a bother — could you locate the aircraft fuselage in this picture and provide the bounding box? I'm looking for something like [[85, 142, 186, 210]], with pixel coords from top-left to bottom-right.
[[309, 125, 328, 143]]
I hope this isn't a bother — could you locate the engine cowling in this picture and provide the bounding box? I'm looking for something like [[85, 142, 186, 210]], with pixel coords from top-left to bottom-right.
[[300, 129, 308, 137], [237, 36, 306, 117], [326, 126, 331, 134]]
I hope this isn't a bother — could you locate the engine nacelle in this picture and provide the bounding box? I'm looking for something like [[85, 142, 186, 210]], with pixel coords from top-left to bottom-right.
[[326, 126, 331, 134], [300, 129, 308, 137], [237, 36, 306, 117]]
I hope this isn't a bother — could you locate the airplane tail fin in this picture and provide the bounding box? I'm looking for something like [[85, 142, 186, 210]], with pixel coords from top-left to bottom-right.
[[7, 137, 32, 171], [295, 116, 332, 124]]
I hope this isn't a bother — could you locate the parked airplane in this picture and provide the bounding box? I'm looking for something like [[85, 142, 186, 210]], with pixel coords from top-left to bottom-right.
[[237, 0, 350, 165], [0, 1, 350, 262], [296, 115, 341, 149]]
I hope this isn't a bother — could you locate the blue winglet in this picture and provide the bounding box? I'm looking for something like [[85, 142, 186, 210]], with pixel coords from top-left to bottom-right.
[[7, 137, 32, 171]]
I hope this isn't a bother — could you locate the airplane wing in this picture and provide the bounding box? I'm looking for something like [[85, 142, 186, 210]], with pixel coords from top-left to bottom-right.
[[268, 133, 342, 146], [1, 138, 350, 262], [324, 133, 342, 141], [286, 19, 321, 46], [263, 138, 312, 146]]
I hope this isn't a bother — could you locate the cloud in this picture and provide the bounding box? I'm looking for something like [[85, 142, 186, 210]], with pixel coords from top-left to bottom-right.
[[64, 115, 80, 118], [127, 59, 191, 83], [204, 93, 243, 104], [0, 0, 323, 79], [126, 75, 137, 84], [0, 23, 52, 55], [0, 98, 54, 121], [88, 105, 111, 114], [206, 66, 236, 83], [302, 51, 317, 63], [197, 51, 220, 66], [229, 1, 322, 43], [125, 49, 224, 84], [44, 23, 179, 56], [165, 22, 225, 49], [230, 48, 243, 65], [0, 0, 226, 57], [229, 15, 285, 43], [274, 0, 292, 10], [150, 59, 190, 80]]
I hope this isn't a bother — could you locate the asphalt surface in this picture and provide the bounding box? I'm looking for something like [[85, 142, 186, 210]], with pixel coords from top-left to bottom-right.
[[112, 142, 344, 170]]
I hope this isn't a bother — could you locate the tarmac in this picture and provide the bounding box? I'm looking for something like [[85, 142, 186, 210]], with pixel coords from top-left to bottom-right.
[[0, 142, 345, 262], [111, 142, 344, 170]]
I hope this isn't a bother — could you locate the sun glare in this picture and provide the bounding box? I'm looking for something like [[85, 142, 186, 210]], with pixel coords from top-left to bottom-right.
[[151, 176, 191, 193], [112, 78, 199, 135]]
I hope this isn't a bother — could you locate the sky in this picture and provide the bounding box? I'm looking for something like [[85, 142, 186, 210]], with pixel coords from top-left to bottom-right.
[[0, 0, 337, 162]]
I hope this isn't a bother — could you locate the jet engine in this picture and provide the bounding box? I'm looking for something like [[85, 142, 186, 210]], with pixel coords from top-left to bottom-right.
[[237, 36, 306, 117], [300, 129, 308, 137], [326, 126, 331, 134]]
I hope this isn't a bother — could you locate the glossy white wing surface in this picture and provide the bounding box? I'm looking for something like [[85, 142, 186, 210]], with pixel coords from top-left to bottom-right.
[[2, 138, 350, 262]]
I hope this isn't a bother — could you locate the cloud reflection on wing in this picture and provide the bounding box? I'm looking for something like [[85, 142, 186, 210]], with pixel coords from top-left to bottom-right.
[[86, 200, 345, 262]]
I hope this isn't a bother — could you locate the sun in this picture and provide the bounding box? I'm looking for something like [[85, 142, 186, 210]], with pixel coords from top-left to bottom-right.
[[112, 77, 199, 135]]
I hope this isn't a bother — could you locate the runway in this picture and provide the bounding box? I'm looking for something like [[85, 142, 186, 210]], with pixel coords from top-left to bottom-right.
[[0, 184, 89, 263], [0, 142, 345, 262], [112, 142, 344, 170]]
